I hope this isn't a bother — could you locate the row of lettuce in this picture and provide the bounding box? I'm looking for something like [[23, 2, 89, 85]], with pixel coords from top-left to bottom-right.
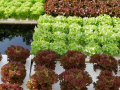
[[0, 0, 46, 20], [31, 14, 120, 56], [0, 46, 120, 89], [45, 0, 120, 17]]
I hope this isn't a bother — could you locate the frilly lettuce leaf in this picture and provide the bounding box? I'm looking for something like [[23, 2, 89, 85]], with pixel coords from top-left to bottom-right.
[[67, 16, 82, 25], [96, 14, 112, 25], [55, 15, 67, 23], [52, 31, 67, 42], [50, 41, 67, 55], [84, 42, 101, 56], [83, 17, 97, 25], [68, 43, 83, 52], [31, 40, 50, 55], [102, 43, 120, 56], [52, 23, 69, 34], [112, 17, 120, 25], [38, 14, 54, 23]]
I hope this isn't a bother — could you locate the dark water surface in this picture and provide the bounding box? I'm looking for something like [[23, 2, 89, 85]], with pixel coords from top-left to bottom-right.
[[0, 25, 35, 54]]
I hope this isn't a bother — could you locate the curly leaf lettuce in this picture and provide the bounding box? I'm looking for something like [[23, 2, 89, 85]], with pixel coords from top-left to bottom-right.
[[38, 14, 54, 23], [37, 23, 51, 31], [68, 43, 83, 52], [96, 14, 112, 25], [31, 40, 50, 55], [83, 17, 97, 25], [55, 15, 67, 23], [84, 42, 101, 56], [67, 16, 82, 25], [52, 31, 67, 42], [102, 43, 120, 56], [50, 41, 67, 55], [52, 23, 69, 34]]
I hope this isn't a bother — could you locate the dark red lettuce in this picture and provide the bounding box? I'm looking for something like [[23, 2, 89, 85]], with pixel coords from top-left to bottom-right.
[[61, 50, 87, 70], [59, 69, 92, 90], [1, 62, 26, 85], [44, 0, 120, 17], [33, 50, 58, 70], [94, 70, 120, 90], [90, 54, 118, 74], [5, 45, 30, 64], [27, 66, 58, 90]]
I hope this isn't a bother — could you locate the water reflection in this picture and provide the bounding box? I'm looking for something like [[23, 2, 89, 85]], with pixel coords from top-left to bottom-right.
[[0, 25, 34, 54]]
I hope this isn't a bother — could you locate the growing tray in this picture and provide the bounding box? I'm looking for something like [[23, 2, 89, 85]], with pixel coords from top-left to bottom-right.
[[0, 55, 120, 90]]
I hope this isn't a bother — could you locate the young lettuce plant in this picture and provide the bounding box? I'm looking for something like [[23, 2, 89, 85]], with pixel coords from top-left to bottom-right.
[[68, 43, 83, 52], [96, 14, 113, 25], [0, 83, 23, 90], [30, 2, 44, 20], [1, 62, 26, 85], [5, 45, 30, 64], [59, 69, 92, 90], [33, 27, 52, 42], [61, 50, 87, 70], [50, 41, 67, 56], [38, 14, 54, 23], [94, 70, 120, 90], [68, 23, 83, 44], [55, 15, 67, 23], [84, 42, 101, 56], [52, 31, 67, 42], [31, 40, 50, 55], [52, 23, 69, 34], [83, 25, 99, 44], [27, 66, 58, 90], [37, 23, 52, 32], [98, 25, 119, 45], [90, 54, 118, 74], [33, 50, 58, 70], [83, 17, 97, 25], [102, 43, 120, 56], [67, 16, 82, 25], [112, 17, 120, 25]]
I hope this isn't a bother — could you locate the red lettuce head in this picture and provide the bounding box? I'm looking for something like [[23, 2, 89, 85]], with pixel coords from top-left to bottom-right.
[[61, 50, 87, 70], [1, 62, 26, 85], [33, 50, 58, 70], [90, 54, 118, 74], [5, 45, 30, 64], [94, 70, 120, 90], [59, 68, 92, 90], [27, 66, 58, 90]]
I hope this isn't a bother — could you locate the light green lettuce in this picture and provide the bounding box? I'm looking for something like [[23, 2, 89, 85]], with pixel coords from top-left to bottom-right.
[[68, 43, 83, 52], [50, 41, 67, 55], [31, 40, 50, 55], [102, 43, 120, 56], [67, 16, 82, 25], [84, 42, 101, 56]]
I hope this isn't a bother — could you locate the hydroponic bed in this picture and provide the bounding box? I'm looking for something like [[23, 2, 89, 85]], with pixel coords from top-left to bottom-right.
[[0, 0, 120, 90], [0, 55, 120, 90]]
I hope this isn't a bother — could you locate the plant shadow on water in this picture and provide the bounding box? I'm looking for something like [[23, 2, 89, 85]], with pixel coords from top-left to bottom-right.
[[0, 24, 35, 54]]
